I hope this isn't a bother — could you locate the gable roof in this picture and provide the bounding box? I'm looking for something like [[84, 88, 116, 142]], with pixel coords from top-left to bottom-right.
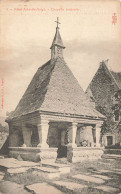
[[86, 60, 121, 93], [8, 57, 105, 120]]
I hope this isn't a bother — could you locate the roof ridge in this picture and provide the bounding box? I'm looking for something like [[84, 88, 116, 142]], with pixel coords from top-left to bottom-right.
[[105, 65, 120, 89], [110, 70, 121, 74]]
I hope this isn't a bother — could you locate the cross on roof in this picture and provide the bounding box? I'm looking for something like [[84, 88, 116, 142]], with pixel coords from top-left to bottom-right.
[[55, 17, 61, 28]]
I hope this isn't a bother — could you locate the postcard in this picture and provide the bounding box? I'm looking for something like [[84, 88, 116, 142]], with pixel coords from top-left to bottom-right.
[[0, 0, 121, 193]]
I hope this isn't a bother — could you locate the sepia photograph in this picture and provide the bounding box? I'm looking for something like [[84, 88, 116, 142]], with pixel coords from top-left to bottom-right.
[[0, 0, 121, 193]]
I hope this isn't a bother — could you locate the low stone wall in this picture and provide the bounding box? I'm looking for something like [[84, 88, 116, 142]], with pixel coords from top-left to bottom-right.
[[9, 147, 58, 162], [67, 147, 104, 163]]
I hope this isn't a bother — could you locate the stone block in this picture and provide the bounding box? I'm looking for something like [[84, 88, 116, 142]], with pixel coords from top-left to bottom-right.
[[91, 174, 111, 180], [42, 162, 70, 174], [9, 147, 58, 162], [95, 185, 120, 193], [0, 181, 29, 194], [104, 149, 121, 155], [9, 147, 42, 162], [0, 158, 40, 172], [32, 166, 60, 179], [7, 167, 29, 174], [51, 180, 86, 193], [37, 148, 58, 163], [72, 174, 105, 184], [0, 158, 21, 169], [98, 169, 121, 175], [98, 169, 112, 174], [67, 147, 104, 163], [25, 183, 62, 194]]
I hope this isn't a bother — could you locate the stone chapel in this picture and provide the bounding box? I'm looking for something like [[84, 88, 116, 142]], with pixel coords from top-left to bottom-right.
[[6, 19, 105, 163]]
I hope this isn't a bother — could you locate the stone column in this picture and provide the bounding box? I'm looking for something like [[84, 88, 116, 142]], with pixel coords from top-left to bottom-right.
[[95, 124, 102, 147], [105, 135, 107, 146], [68, 123, 77, 148], [61, 129, 66, 146], [76, 128, 81, 146], [22, 125, 32, 147], [37, 120, 49, 148], [92, 126, 96, 147]]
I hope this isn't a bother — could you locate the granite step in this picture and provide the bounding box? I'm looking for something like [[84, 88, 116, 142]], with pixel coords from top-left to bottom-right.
[[0, 158, 40, 171], [99, 159, 116, 166], [94, 185, 120, 193], [42, 162, 70, 174], [32, 166, 60, 179], [102, 154, 121, 160], [25, 183, 63, 194], [56, 158, 68, 164], [7, 167, 29, 175], [0, 181, 29, 194], [99, 169, 121, 175], [50, 180, 87, 193], [71, 174, 105, 184], [91, 174, 111, 180]]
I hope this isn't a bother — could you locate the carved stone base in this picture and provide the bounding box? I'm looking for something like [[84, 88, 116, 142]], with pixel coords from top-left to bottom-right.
[[9, 147, 58, 162], [67, 146, 104, 163], [37, 148, 58, 163]]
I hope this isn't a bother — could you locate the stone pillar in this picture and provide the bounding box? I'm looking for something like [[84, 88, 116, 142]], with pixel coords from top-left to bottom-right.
[[61, 129, 66, 146], [36, 120, 57, 163], [105, 135, 107, 146], [95, 124, 102, 147], [37, 120, 49, 148], [92, 126, 96, 147], [68, 123, 77, 148], [76, 128, 81, 146], [22, 125, 32, 147]]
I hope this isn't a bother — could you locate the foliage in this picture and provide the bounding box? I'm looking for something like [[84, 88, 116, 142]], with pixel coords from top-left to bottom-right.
[[0, 123, 8, 133], [97, 105, 120, 135]]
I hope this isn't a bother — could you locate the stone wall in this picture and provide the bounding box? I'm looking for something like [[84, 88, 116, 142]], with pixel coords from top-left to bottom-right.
[[87, 64, 121, 146], [9, 126, 23, 147]]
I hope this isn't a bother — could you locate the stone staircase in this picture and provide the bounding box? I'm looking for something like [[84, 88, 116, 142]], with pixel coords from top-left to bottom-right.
[[32, 162, 70, 179], [0, 158, 71, 180]]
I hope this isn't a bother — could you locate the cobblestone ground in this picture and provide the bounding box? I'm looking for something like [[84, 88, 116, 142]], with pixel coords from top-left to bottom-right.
[[0, 157, 121, 194]]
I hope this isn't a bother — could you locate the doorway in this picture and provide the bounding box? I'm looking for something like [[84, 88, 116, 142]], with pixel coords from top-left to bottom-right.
[[107, 136, 113, 146], [57, 129, 67, 158]]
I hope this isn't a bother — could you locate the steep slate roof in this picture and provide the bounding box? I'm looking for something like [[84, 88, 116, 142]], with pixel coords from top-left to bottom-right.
[[9, 57, 105, 119], [50, 27, 65, 49], [85, 87, 95, 103], [110, 71, 121, 89], [86, 61, 121, 113], [86, 61, 121, 93]]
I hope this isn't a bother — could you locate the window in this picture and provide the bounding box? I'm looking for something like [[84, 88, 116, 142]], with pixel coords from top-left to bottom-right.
[[107, 136, 113, 146], [114, 109, 120, 121]]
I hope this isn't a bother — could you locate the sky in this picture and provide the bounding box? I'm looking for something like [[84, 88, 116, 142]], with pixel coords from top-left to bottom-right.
[[0, 0, 121, 117]]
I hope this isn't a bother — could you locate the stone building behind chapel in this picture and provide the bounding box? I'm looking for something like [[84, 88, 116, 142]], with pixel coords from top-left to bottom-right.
[[86, 60, 121, 147]]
